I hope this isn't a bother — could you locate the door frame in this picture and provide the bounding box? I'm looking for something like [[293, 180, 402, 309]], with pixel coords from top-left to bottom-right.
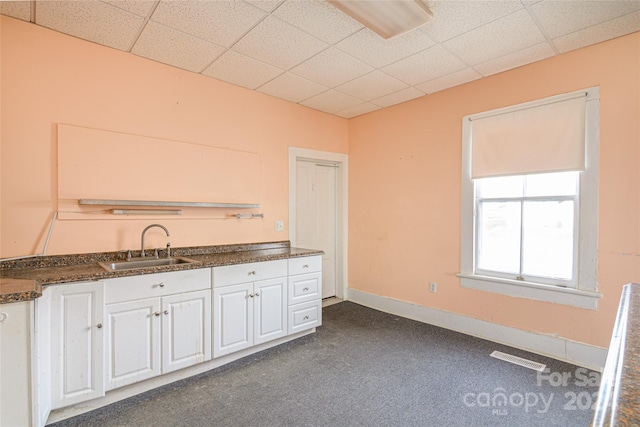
[[289, 147, 348, 301]]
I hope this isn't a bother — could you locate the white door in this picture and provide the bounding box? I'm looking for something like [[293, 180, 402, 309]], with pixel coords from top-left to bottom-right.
[[50, 282, 105, 409], [213, 283, 253, 357], [104, 298, 161, 390], [296, 160, 337, 299], [254, 277, 287, 345], [162, 290, 212, 373]]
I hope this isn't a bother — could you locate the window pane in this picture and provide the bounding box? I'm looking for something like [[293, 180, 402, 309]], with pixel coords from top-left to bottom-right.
[[522, 201, 574, 280], [476, 175, 523, 199], [525, 171, 578, 197], [477, 202, 521, 274]]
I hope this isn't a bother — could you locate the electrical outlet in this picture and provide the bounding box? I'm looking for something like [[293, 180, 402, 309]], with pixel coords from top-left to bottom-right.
[[274, 220, 284, 231], [429, 282, 437, 293]]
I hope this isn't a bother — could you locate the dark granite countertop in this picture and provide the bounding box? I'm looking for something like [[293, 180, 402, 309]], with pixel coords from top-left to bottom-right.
[[591, 283, 640, 426], [0, 241, 322, 304]]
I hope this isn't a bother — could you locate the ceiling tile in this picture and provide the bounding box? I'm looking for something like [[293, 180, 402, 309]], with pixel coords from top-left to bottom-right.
[[244, 0, 284, 13], [1, 1, 31, 21], [443, 9, 546, 65], [290, 47, 373, 88], [300, 90, 363, 114], [336, 70, 409, 101], [202, 50, 283, 90], [414, 68, 481, 94], [529, 0, 640, 39], [257, 72, 327, 103], [232, 15, 328, 70], [273, 0, 362, 44], [370, 87, 425, 108], [382, 45, 467, 86], [336, 27, 436, 68], [132, 21, 225, 73], [474, 42, 555, 76], [553, 10, 640, 53], [421, 1, 523, 42], [150, 0, 266, 48], [101, 0, 155, 17], [35, 0, 145, 51], [335, 102, 381, 119]]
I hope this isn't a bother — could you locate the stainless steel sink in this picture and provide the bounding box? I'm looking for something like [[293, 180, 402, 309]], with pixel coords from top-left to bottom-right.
[[99, 256, 200, 272]]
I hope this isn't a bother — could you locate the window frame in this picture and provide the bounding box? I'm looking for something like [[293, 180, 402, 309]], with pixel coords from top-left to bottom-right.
[[458, 87, 601, 310]]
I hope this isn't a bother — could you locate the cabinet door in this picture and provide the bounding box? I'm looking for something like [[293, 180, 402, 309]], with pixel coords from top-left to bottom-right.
[[254, 277, 287, 345], [105, 298, 161, 391], [162, 290, 212, 373], [50, 282, 104, 409], [213, 283, 253, 357]]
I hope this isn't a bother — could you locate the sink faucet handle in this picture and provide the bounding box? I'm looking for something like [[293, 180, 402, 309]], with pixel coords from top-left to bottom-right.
[[126, 250, 132, 261], [166, 242, 171, 258], [153, 248, 159, 259]]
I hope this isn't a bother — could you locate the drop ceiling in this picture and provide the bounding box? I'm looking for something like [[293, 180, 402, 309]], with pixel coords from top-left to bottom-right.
[[2, 0, 640, 118]]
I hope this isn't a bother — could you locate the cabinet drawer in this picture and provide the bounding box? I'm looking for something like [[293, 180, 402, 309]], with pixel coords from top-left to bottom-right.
[[288, 272, 321, 305], [213, 259, 287, 288], [288, 300, 322, 335], [288, 255, 322, 276], [105, 268, 211, 304]]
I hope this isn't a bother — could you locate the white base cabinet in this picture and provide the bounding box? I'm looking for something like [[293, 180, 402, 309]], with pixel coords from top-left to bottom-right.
[[104, 269, 211, 391], [50, 281, 105, 410], [287, 256, 323, 334], [213, 260, 288, 358]]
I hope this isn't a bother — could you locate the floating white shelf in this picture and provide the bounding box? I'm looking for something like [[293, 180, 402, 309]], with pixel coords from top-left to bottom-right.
[[78, 199, 260, 209]]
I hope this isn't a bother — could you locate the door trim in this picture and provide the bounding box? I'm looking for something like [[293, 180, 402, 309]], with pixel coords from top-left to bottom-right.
[[289, 147, 348, 301]]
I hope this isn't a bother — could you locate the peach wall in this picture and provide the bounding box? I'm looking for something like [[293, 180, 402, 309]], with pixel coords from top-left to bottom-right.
[[348, 33, 640, 348], [0, 17, 348, 258]]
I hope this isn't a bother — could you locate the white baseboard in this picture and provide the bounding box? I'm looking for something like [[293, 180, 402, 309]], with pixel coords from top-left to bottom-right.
[[346, 288, 607, 371]]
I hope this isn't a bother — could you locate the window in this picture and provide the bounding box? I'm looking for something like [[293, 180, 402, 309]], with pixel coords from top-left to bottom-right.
[[459, 88, 601, 309]]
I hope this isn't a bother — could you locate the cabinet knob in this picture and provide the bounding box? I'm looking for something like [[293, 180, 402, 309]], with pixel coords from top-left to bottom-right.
[[248, 270, 256, 275], [303, 264, 309, 268], [254, 292, 260, 297], [154, 311, 161, 316], [157, 282, 165, 288], [247, 293, 254, 298], [303, 287, 309, 292], [303, 316, 309, 320], [164, 310, 169, 315], [96, 323, 103, 329]]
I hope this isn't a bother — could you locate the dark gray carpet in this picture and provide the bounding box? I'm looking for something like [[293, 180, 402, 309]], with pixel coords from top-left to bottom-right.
[[50, 301, 599, 427]]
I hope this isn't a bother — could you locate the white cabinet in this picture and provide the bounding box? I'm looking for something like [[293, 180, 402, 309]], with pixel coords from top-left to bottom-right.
[[104, 269, 211, 390], [213, 260, 287, 357], [50, 281, 105, 410], [287, 256, 322, 334], [104, 297, 160, 390]]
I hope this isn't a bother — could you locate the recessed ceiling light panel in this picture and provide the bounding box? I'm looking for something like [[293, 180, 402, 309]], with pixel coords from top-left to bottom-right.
[[328, 0, 434, 39]]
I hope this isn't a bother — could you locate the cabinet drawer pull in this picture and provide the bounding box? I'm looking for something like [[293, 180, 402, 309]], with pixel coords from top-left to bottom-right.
[[154, 311, 161, 316], [303, 316, 309, 320], [156, 282, 165, 288], [303, 287, 309, 292], [303, 264, 309, 268], [97, 323, 103, 329], [248, 271, 256, 275]]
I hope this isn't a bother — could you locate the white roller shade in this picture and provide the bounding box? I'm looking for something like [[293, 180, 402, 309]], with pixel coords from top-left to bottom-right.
[[471, 95, 586, 179]]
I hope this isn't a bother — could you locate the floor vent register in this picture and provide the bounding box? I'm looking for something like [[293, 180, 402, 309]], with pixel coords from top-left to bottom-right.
[[489, 350, 547, 372]]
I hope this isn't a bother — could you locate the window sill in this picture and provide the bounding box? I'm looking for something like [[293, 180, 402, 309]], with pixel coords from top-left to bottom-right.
[[457, 273, 601, 310]]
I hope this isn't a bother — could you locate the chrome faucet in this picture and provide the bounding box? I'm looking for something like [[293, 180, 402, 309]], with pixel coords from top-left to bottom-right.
[[141, 224, 170, 258]]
